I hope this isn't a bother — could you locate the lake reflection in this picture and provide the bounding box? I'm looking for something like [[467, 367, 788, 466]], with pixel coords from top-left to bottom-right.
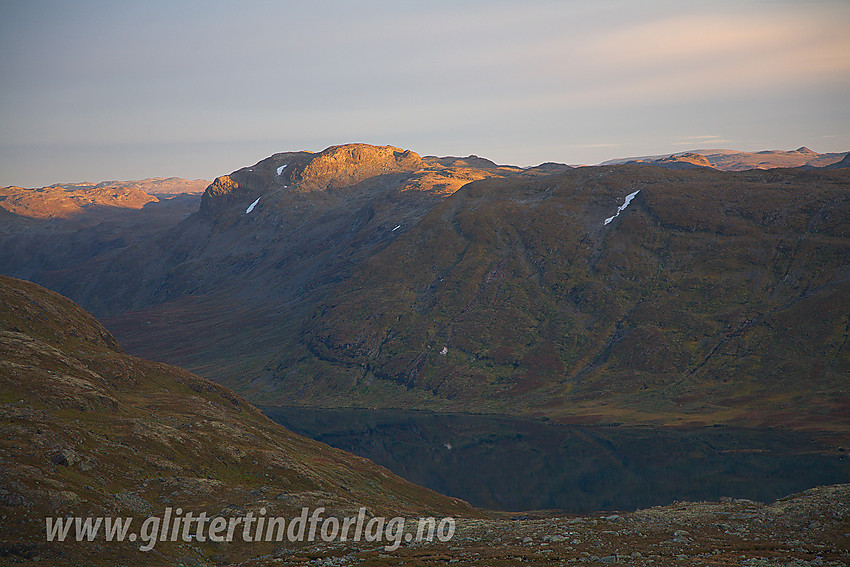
[[262, 407, 849, 512]]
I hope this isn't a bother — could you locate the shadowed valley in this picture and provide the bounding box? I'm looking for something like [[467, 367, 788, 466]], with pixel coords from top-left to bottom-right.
[[1, 144, 848, 431]]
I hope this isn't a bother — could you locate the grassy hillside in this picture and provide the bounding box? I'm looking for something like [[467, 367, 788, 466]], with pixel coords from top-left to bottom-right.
[[286, 166, 850, 429], [0, 275, 474, 565]]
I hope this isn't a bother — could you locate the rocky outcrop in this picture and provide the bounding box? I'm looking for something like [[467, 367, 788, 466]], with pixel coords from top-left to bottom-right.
[[654, 152, 713, 169], [198, 169, 273, 218], [400, 485, 850, 566], [290, 144, 423, 191], [199, 143, 423, 217]]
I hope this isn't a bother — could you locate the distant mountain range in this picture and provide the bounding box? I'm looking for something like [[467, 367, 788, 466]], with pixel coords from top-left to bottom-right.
[[0, 177, 208, 220], [602, 146, 847, 171], [1, 143, 848, 432]]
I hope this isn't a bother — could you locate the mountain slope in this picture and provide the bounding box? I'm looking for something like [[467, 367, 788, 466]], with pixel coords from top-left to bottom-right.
[[825, 152, 850, 170], [0, 275, 473, 565], [288, 165, 850, 428], [2, 144, 848, 432], [701, 147, 847, 171], [25, 145, 532, 379], [625, 152, 713, 170]]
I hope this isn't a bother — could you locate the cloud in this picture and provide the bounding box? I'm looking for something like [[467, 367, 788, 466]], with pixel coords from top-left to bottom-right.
[[672, 140, 734, 146], [564, 143, 621, 149], [543, 8, 850, 106], [2, 0, 849, 186], [671, 135, 734, 146]]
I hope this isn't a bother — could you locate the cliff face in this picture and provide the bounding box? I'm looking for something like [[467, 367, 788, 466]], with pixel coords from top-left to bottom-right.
[[33, 144, 513, 320], [290, 144, 423, 191]]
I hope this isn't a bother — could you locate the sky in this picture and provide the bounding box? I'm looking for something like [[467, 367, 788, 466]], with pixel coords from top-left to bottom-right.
[[1, 0, 849, 187]]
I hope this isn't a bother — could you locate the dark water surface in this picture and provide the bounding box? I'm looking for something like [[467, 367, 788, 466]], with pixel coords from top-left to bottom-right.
[[262, 407, 850, 513]]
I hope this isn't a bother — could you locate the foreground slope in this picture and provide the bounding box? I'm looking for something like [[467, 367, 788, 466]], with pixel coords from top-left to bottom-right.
[[2, 284, 848, 566], [0, 275, 473, 565]]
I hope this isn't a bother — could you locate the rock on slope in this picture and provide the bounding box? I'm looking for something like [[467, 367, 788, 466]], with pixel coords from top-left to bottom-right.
[[0, 275, 473, 565], [410, 485, 850, 566]]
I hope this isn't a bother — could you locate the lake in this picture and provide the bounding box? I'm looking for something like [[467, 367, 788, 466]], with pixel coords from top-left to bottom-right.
[[262, 407, 850, 513]]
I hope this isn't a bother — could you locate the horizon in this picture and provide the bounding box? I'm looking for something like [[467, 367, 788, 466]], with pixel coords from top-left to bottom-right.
[[3, 143, 847, 188], [2, 0, 849, 187]]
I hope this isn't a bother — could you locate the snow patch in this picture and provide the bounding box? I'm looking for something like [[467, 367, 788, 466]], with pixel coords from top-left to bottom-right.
[[245, 197, 260, 214], [276, 164, 288, 176], [603, 190, 640, 226]]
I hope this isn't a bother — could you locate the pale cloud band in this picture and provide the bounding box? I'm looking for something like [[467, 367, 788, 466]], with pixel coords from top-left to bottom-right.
[[1, 0, 848, 186]]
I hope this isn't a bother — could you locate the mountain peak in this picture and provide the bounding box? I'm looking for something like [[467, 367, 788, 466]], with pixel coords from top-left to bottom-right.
[[199, 143, 423, 217], [290, 143, 422, 191]]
